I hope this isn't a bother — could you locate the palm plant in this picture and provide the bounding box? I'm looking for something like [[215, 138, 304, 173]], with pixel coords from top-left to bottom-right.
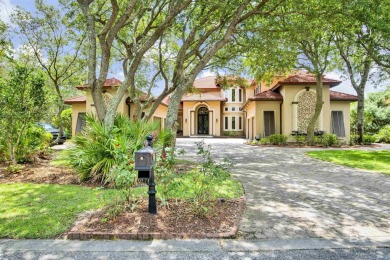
[[56, 114, 162, 184]]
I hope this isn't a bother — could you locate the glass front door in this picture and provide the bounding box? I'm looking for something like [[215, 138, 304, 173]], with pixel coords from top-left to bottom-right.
[[197, 107, 209, 135]]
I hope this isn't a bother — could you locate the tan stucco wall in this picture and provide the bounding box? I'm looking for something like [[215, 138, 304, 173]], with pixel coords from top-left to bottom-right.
[[330, 101, 351, 142], [85, 89, 129, 115], [182, 101, 221, 136], [153, 104, 168, 129], [245, 101, 256, 139], [71, 103, 86, 136], [280, 84, 331, 137]]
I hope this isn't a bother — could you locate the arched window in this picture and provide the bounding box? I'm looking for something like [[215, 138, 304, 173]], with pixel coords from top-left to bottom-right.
[[198, 107, 208, 114]]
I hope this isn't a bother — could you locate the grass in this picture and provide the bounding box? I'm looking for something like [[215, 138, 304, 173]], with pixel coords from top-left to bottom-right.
[[306, 150, 390, 175], [0, 183, 120, 238], [0, 158, 243, 239]]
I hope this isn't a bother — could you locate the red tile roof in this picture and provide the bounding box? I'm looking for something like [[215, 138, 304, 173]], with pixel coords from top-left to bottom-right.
[[193, 76, 221, 89], [249, 90, 283, 101], [76, 78, 122, 90], [161, 96, 183, 109], [330, 91, 358, 101], [181, 91, 226, 101], [281, 71, 341, 84], [64, 95, 86, 104], [272, 71, 341, 90]]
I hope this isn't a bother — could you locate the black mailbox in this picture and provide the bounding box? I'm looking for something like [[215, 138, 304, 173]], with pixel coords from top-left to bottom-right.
[[134, 135, 157, 214], [135, 146, 155, 180]]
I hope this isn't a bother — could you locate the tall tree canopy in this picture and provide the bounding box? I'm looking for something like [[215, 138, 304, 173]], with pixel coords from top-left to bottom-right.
[[12, 0, 85, 143]]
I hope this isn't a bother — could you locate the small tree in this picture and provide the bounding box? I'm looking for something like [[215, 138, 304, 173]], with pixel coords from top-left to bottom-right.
[[0, 65, 47, 164], [12, 0, 85, 144]]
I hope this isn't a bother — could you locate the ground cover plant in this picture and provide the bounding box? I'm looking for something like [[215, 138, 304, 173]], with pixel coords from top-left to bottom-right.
[[0, 183, 120, 238], [54, 114, 243, 234], [71, 141, 244, 236], [306, 150, 390, 175]]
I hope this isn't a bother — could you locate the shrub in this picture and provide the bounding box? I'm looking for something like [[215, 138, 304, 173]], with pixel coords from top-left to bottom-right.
[[291, 134, 306, 144], [376, 125, 390, 143], [362, 135, 376, 145], [321, 133, 339, 147], [223, 131, 238, 137], [155, 140, 236, 217], [260, 137, 269, 145], [14, 125, 52, 163], [52, 108, 72, 138], [55, 114, 166, 184], [268, 134, 287, 145]]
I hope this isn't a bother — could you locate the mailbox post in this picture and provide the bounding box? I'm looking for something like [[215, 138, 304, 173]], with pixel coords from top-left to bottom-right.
[[134, 135, 157, 214]]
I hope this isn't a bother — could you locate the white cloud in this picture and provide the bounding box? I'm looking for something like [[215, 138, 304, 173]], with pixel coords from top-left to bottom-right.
[[0, 0, 15, 24]]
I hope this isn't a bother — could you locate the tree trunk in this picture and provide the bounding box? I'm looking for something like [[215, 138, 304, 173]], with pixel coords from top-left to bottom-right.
[[166, 83, 190, 145], [52, 105, 65, 145], [8, 142, 16, 165], [306, 74, 323, 145], [356, 88, 365, 144]]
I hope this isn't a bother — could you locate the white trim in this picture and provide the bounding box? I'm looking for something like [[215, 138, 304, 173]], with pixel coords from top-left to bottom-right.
[[223, 115, 243, 131], [292, 103, 298, 131]]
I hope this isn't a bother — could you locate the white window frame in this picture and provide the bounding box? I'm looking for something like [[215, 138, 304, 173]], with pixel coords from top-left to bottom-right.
[[224, 116, 229, 130]]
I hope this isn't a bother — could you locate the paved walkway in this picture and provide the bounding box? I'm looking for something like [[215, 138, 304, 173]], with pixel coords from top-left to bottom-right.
[[176, 138, 390, 242]]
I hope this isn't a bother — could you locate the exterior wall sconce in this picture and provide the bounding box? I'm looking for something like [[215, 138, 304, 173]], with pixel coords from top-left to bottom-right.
[[216, 118, 218, 123], [305, 86, 310, 91], [185, 118, 187, 123]]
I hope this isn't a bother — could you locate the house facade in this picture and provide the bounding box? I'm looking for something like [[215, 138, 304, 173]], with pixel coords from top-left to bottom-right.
[[65, 71, 358, 141]]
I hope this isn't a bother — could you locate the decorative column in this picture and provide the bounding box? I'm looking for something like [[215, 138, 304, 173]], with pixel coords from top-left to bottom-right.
[[209, 110, 213, 135], [190, 111, 195, 135], [292, 102, 298, 131]]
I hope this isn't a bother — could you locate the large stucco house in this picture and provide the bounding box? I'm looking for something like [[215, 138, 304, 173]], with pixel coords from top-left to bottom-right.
[[65, 71, 358, 141]]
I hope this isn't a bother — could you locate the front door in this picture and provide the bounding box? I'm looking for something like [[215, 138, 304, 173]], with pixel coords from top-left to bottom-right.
[[197, 107, 209, 135]]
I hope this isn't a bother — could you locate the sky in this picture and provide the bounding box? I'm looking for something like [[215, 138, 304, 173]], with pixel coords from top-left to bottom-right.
[[1, 0, 388, 96]]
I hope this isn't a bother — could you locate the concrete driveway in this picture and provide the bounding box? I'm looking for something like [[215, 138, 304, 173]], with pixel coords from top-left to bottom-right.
[[176, 138, 390, 243]]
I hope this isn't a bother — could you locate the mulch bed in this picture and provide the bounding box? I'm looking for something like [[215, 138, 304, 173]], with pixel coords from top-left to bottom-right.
[[0, 158, 80, 185], [0, 155, 245, 240], [66, 197, 245, 240]]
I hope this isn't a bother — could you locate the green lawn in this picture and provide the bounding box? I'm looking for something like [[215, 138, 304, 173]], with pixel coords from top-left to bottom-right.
[[306, 150, 390, 175], [0, 183, 120, 238]]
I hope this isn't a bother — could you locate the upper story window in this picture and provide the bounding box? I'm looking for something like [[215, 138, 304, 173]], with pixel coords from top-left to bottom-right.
[[254, 84, 261, 95], [239, 89, 242, 102], [232, 89, 236, 102], [224, 107, 228, 111], [232, 107, 236, 111]]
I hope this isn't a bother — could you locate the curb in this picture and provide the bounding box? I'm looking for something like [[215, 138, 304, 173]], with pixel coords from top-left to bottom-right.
[[67, 196, 246, 240]]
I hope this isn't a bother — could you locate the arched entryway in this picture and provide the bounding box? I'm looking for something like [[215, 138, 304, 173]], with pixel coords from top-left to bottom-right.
[[197, 106, 209, 134]]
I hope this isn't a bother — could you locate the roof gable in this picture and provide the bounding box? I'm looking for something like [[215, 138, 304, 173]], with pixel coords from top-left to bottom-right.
[[249, 90, 283, 101], [330, 91, 358, 101], [271, 71, 341, 91], [76, 78, 122, 90], [64, 95, 86, 104]]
